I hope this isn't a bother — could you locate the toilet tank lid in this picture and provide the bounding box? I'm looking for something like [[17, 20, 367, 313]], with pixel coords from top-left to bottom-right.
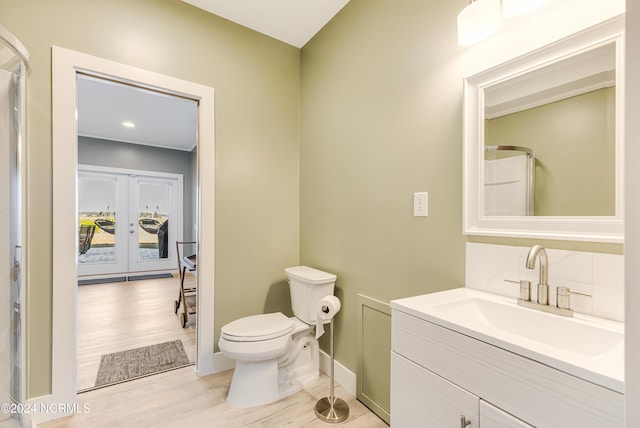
[[285, 266, 337, 284]]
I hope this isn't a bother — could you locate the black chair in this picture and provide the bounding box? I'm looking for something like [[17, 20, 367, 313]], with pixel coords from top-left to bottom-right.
[[158, 220, 168, 258], [79, 224, 96, 255]]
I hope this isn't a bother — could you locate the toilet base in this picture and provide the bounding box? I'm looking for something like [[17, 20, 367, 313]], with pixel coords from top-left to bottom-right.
[[227, 359, 280, 408], [225, 329, 319, 408]]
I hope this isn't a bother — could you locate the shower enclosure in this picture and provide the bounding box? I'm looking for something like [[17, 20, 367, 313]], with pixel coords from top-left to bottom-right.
[[0, 26, 31, 427], [484, 145, 535, 216]]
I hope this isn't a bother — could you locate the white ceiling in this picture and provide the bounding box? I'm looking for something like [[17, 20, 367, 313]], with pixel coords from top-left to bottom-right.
[[182, 0, 350, 48], [77, 74, 198, 152], [78, 2, 349, 150]]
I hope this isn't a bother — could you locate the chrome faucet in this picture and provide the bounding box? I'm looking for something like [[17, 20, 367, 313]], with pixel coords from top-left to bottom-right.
[[525, 245, 549, 305]]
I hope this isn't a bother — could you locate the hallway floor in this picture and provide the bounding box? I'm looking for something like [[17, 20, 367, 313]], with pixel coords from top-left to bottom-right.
[[77, 275, 197, 391]]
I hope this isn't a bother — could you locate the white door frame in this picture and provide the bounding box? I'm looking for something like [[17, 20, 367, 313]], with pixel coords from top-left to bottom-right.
[[49, 46, 216, 411], [77, 165, 184, 278]]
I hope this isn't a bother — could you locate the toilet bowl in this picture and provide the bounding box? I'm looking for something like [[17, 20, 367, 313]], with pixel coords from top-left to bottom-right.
[[218, 266, 336, 408]]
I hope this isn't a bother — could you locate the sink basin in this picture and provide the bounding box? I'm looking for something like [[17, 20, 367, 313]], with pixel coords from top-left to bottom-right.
[[433, 297, 623, 358], [391, 288, 624, 392]]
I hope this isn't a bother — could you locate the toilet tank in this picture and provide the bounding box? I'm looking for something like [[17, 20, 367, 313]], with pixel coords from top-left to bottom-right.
[[285, 266, 337, 324]]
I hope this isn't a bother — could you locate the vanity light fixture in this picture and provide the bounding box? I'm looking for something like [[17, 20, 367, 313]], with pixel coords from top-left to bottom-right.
[[502, 0, 547, 17], [122, 121, 135, 128], [458, 0, 548, 46], [457, 0, 501, 46]]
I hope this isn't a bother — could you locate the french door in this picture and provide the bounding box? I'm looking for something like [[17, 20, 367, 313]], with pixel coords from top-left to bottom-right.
[[77, 165, 182, 278]]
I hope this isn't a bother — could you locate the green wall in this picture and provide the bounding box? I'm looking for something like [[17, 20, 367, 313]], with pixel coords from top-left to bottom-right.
[[300, 0, 468, 375], [299, 0, 623, 403], [1, 0, 301, 398]]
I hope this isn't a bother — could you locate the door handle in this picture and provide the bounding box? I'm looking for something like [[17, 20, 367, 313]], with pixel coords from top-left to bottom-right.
[[12, 260, 20, 282]]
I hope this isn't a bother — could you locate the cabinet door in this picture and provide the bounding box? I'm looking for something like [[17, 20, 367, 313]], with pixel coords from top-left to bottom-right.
[[391, 352, 478, 428], [480, 400, 533, 428]]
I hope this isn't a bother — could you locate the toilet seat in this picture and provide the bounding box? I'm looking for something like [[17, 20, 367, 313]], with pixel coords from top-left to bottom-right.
[[221, 312, 294, 342]]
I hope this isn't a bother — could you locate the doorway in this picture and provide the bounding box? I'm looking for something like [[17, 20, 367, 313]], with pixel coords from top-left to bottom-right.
[[51, 46, 216, 409], [74, 76, 194, 391], [78, 166, 183, 279]]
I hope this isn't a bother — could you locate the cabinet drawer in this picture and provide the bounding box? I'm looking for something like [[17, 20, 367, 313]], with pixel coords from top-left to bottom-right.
[[391, 352, 478, 428], [392, 309, 623, 427], [480, 400, 533, 427]]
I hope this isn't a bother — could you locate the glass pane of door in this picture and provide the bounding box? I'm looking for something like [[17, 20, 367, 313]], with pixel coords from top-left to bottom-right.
[[79, 175, 117, 263], [136, 180, 170, 261], [78, 171, 128, 276], [128, 175, 178, 273]]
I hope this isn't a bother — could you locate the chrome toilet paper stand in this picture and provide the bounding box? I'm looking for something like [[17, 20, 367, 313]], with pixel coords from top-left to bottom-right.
[[315, 311, 349, 423]]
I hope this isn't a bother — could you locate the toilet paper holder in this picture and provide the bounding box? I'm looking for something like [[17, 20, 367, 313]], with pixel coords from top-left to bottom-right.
[[314, 298, 349, 424]]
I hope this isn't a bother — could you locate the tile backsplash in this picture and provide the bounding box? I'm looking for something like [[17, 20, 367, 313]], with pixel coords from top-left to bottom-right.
[[465, 242, 624, 322]]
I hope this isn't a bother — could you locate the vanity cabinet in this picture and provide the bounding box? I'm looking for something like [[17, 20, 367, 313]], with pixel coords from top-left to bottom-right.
[[391, 308, 623, 427], [392, 353, 532, 427], [391, 352, 478, 427]]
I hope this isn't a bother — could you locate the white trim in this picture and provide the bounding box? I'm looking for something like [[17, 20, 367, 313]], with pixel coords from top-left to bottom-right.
[[626, 1, 640, 425], [78, 164, 184, 181], [211, 351, 236, 374], [25, 394, 58, 426], [319, 350, 357, 398], [77, 271, 176, 282], [462, 17, 625, 243], [52, 46, 215, 417]]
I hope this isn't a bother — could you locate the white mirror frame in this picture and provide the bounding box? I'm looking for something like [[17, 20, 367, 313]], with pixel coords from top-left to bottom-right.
[[463, 17, 624, 243]]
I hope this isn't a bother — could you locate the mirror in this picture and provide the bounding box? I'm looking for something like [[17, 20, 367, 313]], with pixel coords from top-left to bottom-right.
[[463, 19, 624, 242]]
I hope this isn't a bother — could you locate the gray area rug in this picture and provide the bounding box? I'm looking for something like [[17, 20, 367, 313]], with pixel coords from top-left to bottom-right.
[[95, 340, 190, 387]]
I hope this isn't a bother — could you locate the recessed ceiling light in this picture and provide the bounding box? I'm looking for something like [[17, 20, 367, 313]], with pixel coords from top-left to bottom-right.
[[122, 121, 135, 128]]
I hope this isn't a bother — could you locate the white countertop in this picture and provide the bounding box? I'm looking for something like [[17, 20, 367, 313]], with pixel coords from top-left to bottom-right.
[[391, 288, 624, 393]]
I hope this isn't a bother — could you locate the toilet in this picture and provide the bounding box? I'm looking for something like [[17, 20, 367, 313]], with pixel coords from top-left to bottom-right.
[[218, 266, 337, 408]]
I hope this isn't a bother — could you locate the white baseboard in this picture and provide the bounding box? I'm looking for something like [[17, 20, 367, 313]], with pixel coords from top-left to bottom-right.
[[319, 350, 357, 397], [209, 351, 235, 374], [26, 393, 81, 426]]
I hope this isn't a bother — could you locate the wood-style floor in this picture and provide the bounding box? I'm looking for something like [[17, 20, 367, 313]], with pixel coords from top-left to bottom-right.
[[44, 273, 388, 427], [77, 274, 197, 391], [40, 367, 388, 428]]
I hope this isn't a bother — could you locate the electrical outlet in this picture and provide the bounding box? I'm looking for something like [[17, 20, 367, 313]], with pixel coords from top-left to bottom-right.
[[414, 192, 428, 217]]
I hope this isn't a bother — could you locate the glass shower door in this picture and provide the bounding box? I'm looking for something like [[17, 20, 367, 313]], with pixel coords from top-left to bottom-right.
[[0, 25, 31, 427]]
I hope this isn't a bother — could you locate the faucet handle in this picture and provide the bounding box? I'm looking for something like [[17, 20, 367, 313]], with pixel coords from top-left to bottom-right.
[[504, 279, 531, 301], [557, 287, 592, 310]]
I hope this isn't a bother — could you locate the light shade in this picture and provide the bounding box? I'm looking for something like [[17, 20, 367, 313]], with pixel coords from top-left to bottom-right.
[[502, 0, 547, 17], [457, 0, 501, 46]]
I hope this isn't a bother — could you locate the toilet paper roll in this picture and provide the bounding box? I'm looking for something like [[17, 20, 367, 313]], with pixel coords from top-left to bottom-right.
[[315, 295, 341, 339]]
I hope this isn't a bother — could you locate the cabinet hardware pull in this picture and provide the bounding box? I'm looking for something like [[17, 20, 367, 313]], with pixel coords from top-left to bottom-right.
[[460, 415, 471, 427]]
